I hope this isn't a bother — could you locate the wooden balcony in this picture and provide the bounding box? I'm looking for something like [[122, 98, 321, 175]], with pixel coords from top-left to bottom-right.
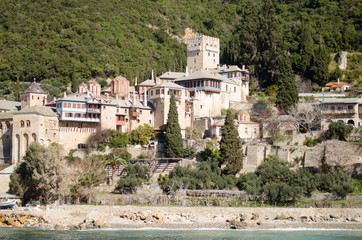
[[322, 109, 355, 115], [130, 108, 139, 117]]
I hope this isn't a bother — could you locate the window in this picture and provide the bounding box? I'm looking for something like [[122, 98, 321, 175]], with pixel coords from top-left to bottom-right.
[[26, 120, 30, 127], [200, 105, 203, 109], [337, 105, 342, 111], [73, 103, 76, 108], [348, 105, 354, 110], [245, 128, 248, 134], [151, 90, 153, 96], [234, 87, 236, 92], [208, 52, 210, 56], [77, 104, 81, 108], [20, 121, 25, 127], [330, 105, 335, 110]]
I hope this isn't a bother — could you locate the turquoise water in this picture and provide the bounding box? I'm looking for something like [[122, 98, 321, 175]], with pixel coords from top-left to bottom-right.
[[0, 228, 361, 239]]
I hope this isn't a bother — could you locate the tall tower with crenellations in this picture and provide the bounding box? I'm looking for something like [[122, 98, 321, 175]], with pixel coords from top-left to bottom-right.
[[187, 35, 220, 72]]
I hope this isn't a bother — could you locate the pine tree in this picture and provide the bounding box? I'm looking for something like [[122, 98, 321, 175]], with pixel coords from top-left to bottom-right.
[[220, 110, 244, 175], [275, 54, 299, 109], [164, 94, 183, 158], [310, 42, 330, 86]]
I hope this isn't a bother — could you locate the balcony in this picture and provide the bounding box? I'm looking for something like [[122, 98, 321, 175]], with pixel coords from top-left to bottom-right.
[[130, 108, 139, 117], [59, 116, 100, 122], [87, 108, 101, 113], [116, 120, 125, 125], [323, 109, 355, 115]]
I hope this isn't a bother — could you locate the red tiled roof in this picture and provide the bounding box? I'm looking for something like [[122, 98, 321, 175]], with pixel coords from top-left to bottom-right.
[[325, 82, 350, 88]]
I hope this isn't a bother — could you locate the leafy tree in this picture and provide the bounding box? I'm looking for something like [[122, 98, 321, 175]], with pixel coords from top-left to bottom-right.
[[164, 94, 183, 158], [113, 148, 132, 161], [310, 43, 330, 86], [9, 143, 67, 204], [275, 54, 299, 109], [219, 109, 244, 175], [200, 141, 221, 165], [326, 121, 353, 141], [129, 124, 155, 145], [116, 163, 150, 193]]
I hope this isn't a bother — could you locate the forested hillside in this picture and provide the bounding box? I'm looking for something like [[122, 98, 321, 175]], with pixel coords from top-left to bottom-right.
[[0, 0, 360, 98]]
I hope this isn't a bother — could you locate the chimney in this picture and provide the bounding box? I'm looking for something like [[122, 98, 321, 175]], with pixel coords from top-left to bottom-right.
[[151, 69, 154, 81], [224, 65, 226, 71], [133, 89, 136, 104], [242, 65, 245, 70], [106, 93, 109, 100], [135, 77, 138, 86], [144, 88, 147, 107], [185, 66, 189, 76], [337, 78, 340, 86], [64, 92, 67, 97]]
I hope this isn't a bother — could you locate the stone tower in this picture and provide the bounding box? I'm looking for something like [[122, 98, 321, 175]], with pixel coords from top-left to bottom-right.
[[187, 35, 220, 72], [21, 81, 48, 109]]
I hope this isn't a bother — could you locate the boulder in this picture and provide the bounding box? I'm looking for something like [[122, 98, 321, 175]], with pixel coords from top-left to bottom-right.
[[18, 216, 28, 224], [7, 220, 21, 227], [96, 219, 104, 228], [154, 213, 164, 220], [251, 212, 259, 220]]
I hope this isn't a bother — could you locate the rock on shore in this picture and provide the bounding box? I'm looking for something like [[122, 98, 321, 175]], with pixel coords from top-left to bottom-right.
[[1, 205, 362, 230]]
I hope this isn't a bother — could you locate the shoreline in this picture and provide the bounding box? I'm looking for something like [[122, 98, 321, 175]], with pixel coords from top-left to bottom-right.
[[1, 205, 362, 230]]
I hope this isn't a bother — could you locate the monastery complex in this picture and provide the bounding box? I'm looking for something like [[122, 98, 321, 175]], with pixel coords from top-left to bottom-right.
[[0, 35, 255, 164]]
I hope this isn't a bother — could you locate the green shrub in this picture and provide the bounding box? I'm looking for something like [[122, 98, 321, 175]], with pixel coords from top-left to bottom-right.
[[303, 137, 318, 147], [183, 146, 196, 159]]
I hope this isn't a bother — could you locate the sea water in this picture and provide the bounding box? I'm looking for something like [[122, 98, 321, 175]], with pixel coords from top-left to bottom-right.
[[0, 228, 361, 240]]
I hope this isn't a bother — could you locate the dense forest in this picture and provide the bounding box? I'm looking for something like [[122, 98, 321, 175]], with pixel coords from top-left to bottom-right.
[[0, 0, 361, 98]]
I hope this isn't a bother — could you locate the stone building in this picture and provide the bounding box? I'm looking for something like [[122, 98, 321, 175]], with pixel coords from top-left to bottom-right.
[[77, 79, 102, 97], [21, 81, 48, 109], [111, 75, 130, 99], [0, 112, 13, 164], [149, 82, 191, 136], [12, 105, 59, 163], [0, 100, 20, 113], [321, 98, 362, 129], [187, 35, 220, 71]]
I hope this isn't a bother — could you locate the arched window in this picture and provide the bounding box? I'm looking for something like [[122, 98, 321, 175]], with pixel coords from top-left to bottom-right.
[[26, 120, 31, 127], [20, 121, 25, 127], [5, 121, 10, 128]]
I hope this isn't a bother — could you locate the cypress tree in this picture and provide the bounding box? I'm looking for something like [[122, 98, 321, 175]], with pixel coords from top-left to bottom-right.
[[15, 78, 21, 102], [257, 0, 282, 87], [310, 43, 330, 86], [164, 94, 183, 158], [220, 110, 244, 175], [275, 54, 299, 109], [299, 22, 314, 78]]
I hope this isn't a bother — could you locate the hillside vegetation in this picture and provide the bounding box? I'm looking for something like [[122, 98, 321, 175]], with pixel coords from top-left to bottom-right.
[[0, 0, 361, 98]]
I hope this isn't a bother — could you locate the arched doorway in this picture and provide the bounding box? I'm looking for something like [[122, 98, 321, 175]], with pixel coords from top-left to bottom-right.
[[32, 133, 37, 142], [347, 120, 355, 126]]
